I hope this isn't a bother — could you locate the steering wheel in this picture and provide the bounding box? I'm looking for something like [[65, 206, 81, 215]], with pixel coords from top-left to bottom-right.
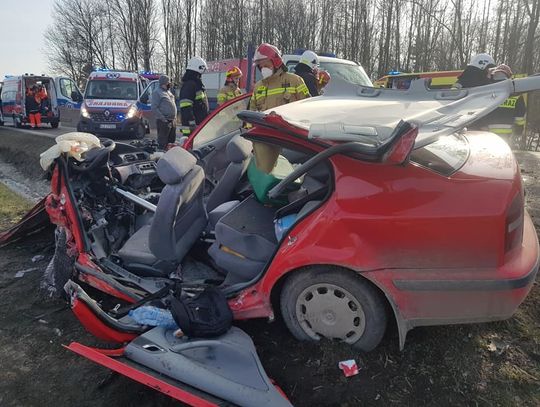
[[70, 138, 116, 173], [100, 137, 116, 152]]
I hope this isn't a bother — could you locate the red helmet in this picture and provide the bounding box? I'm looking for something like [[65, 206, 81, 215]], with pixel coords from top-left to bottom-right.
[[226, 66, 243, 80], [253, 43, 283, 68], [318, 70, 331, 86]]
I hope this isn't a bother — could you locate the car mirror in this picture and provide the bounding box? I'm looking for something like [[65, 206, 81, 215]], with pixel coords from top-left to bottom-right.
[[71, 91, 82, 102], [140, 94, 149, 104]]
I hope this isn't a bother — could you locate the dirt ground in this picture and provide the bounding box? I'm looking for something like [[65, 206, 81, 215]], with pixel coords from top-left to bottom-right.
[[0, 128, 538, 406]]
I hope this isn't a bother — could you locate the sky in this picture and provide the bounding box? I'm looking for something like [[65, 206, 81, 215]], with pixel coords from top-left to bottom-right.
[[0, 0, 55, 80]]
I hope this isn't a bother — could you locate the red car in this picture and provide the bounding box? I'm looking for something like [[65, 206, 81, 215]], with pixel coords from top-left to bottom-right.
[[9, 76, 539, 406]]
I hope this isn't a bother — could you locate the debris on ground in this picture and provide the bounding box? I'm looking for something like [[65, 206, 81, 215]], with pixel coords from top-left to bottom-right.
[[32, 254, 45, 262], [14, 267, 39, 278], [338, 359, 359, 377]]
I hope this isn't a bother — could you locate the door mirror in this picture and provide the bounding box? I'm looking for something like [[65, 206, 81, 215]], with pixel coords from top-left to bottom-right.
[[140, 94, 149, 104], [71, 91, 82, 102]]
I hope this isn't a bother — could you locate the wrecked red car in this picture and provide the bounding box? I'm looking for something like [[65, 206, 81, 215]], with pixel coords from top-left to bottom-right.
[[10, 76, 539, 405]]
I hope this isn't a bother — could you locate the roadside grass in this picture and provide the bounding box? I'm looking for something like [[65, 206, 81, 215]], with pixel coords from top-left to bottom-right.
[[0, 183, 33, 230]]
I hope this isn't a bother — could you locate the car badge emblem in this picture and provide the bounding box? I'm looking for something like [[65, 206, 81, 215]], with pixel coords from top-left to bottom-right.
[[104, 110, 110, 117]]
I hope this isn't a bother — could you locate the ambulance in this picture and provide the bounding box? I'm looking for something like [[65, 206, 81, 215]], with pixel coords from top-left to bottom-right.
[[0, 74, 82, 128], [77, 70, 151, 138]]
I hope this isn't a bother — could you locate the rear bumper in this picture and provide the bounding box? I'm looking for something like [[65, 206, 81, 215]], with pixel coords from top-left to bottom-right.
[[367, 211, 539, 328]]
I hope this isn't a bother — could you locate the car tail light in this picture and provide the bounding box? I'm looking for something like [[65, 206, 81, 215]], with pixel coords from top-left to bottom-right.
[[505, 192, 524, 253]]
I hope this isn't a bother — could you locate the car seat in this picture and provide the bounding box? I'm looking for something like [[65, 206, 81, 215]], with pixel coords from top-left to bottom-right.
[[206, 135, 252, 214], [117, 147, 207, 277]]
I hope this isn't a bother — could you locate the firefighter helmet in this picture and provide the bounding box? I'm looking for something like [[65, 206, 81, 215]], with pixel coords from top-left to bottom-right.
[[187, 57, 208, 74], [317, 69, 331, 86], [490, 64, 513, 81], [253, 43, 283, 68], [469, 53, 495, 70], [300, 50, 319, 69], [226, 66, 243, 80]]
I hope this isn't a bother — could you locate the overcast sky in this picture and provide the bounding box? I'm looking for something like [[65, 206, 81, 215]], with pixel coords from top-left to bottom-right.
[[0, 0, 55, 80]]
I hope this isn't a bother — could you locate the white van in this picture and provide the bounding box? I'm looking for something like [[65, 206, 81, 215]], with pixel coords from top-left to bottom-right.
[[0, 74, 83, 128]]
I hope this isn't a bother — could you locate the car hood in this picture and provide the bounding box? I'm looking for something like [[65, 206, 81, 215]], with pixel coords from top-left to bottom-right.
[[263, 76, 540, 149]]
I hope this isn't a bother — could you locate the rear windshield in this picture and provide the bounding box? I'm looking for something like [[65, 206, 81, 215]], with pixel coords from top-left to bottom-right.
[[85, 80, 138, 100], [410, 133, 469, 176]]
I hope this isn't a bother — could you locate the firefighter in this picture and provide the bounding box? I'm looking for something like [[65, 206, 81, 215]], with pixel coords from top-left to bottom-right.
[[454, 53, 496, 88], [474, 64, 527, 147], [315, 69, 331, 94], [217, 66, 243, 106], [25, 86, 41, 129], [151, 75, 177, 149], [179, 56, 209, 136], [293, 50, 320, 96], [249, 43, 310, 172]]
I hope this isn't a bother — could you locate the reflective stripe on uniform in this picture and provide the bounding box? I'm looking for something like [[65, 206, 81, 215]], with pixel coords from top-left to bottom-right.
[[499, 96, 518, 109], [514, 117, 526, 126], [488, 124, 513, 135], [195, 91, 206, 100], [180, 98, 193, 108], [297, 83, 309, 96]]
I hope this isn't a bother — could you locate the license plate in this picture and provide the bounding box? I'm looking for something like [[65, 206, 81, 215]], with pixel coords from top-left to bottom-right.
[[99, 124, 116, 129]]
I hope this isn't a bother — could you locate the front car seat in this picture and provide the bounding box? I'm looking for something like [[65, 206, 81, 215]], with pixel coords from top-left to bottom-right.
[[117, 147, 207, 276], [206, 135, 252, 213]]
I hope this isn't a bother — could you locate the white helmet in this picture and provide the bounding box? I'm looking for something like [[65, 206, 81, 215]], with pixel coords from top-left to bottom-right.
[[186, 57, 207, 74], [469, 53, 495, 70], [300, 50, 319, 69]]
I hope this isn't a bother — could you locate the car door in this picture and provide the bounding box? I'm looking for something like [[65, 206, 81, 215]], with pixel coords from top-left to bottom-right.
[[54, 77, 83, 126], [186, 93, 251, 187], [138, 80, 159, 131]]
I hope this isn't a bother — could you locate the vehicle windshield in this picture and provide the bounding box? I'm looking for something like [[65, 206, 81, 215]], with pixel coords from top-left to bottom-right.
[[193, 95, 250, 149], [319, 62, 372, 87], [85, 80, 138, 100]]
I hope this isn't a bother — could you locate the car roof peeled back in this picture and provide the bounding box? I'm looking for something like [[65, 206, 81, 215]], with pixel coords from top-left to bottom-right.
[[263, 76, 540, 150]]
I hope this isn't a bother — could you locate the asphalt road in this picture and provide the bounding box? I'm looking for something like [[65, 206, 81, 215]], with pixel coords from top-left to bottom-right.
[[0, 122, 157, 142]]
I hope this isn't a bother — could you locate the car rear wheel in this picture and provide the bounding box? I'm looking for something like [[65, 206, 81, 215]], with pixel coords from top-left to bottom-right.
[[50, 120, 59, 129], [280, 267, 387, 351]]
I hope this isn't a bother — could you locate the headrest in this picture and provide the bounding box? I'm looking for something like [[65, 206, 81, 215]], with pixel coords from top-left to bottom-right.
[[226, 136, 252, 163], [157, 147, 197, 185]]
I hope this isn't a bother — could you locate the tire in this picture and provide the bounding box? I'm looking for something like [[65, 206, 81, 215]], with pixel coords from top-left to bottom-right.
[[134, 122, 146, 139], [280, 267, 387, 352], [51, 120, 59, 129]]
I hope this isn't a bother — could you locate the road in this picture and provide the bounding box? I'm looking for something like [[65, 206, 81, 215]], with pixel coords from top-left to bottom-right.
[[0, 122, 157, 142]]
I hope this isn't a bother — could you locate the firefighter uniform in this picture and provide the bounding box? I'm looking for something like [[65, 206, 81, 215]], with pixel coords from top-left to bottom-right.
[[179, 75, 209, 136], [248, 69, 310, 172], [475, 95, 526, 145], [217, 83, 243, 106]]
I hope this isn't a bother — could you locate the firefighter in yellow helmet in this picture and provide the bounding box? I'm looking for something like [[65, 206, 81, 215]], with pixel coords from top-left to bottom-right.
[[217, 66, 244, 106], [249, 43, 310, 173]]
